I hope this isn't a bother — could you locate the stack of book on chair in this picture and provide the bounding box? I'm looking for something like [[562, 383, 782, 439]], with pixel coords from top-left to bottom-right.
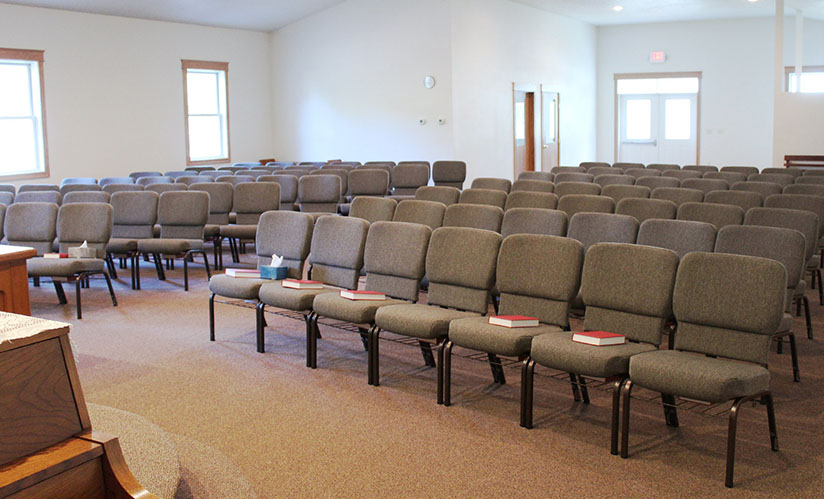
[[488, 315, 539, 328], [571, 331, 626, 346], [225, 269, 261, 279], [281, 279, 323, 289]]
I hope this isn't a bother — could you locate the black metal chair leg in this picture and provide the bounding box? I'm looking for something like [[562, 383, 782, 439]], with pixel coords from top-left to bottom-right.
[[209, 293, 216, 342], [521, 359, 535, 428], [53, 281, 67, 304], [367, 325, 377, 385], [725, 398, 744, 488], [201, 250, 211, 279], [443, 341, 453, 406], [256, 302, 266, 353], [662, 394, 679, 427], [818, 269, 823, 306], [305, 313, 317, 368], [33, 277, 40, 287], [419, 341, 436, 367], [620, 380, 634, 458], [763, 392, 778, 451], [371, 329, 381, 386], [358, 327, 370, 351], [569, 373, 582, 402], [102, 272, 117, 306], [579, 376, 590, 404], [611, 378, 625, 455], [776, 335, 784, 354], [788, 333, 800, 382], [75, 278, 83, 319], [796, 297, 801, 316], [437, 340, 446, 404], [153, 254, 166, 280], [183, 255, 189, 291], [135, 254, 142, 290], [488, 353, 506, 384], [804, 296, 813, 339]]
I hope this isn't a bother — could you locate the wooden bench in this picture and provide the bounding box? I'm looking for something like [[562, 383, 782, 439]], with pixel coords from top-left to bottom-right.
[[784, 155, 824, 169]]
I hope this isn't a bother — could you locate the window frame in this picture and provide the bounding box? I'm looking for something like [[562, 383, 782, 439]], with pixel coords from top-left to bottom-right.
[[0, 47, 50, 181], [181, 59, 230, 166], [784, 65, 824, 93]]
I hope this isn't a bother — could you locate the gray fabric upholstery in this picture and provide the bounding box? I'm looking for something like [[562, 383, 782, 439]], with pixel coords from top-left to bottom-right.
[[145, 183, 187, 194], [391, 163, 430, 195], [259, 175, 299, 210], [500, 208, 567, 238], [375, 303, 478, 339], [650, 187, 704, 206], [504, 191, 558, 211], [518, 171, 553, 182], [579, 162, 610, 170], [661, 170, 702, 181], [672, 252, 786, 364], [646, 163, 680, 172], [745, 207, 819, 262], [715, 225, 805, 294], [721, 166, 759, 176], [110, 191, 158, 239], [682, 164, 718, 173], [312, 293, 407, 324], [554, 172, 594, 184], [61, 177, 97, 186], [530, 332, 657, 378], [209, 274, 269, 300], [307, 215, 369, 290], [415, 186, 460, 206], [764, 194, 824, 236], [310, 169, 348, 199], [59, 184, 102, 196], [18, 184, 59, 192], [27, 255, 105, 276], [511, 179, 554, 193], [566, 213, 638, 252], [783, 183, 824, 197], [795, 176, 824, 185], [298, 175, 341, 213], [0, 192, 13, 205], [587, 167, 620, 177], [557, 194, 615, 219], [636, 219, 716, 259], [392, 200, 446, 229], [615, 198, 677, 224], [130, 171, 163, 179], [350, 197, 397, 223], [102, 184, 143, 194], [703, 190, 762, 212], [449, 318, 563, 357], [55, 203, 113, 258], [613, 163, 644, 170], [625, 168, 660, 179], [443, 204, 504, 232], [258, 283, 335, 311], [595, 174, 635, 187], [349, 169, 389, 196], [432, 161, 466, 189], [99, 177, 134, 186], [601, 185, 650, 203], [704, 171, 747, 184], [136, 176, 172, 186], [189, 183, 234, 225], [4, 202, 58, 255], [215, 175, 253, 185], [362, 221, 431, 301], [232, 182, 280, 224], [255, 211, 314, 278], [15, 191, 62, 204], [749, 173, 793, 187], [136, 191, 208, 255], [764, 167, 802, 178], [176, 176, 213, 185], [63, 191, 111, 204], [680, 178, 729, 194], [731, 181, 783, 203], [676, 202, 744, 229], [471, 178, 511, 193], [459, 188, 507, 209]]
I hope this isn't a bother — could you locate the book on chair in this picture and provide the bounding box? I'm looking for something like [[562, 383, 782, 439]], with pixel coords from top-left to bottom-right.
[[340, 290, 386, 301], [44, 253, 69, 259], [282, 279, 323, 290], [225, 269, 261, 278], [488, 315, 539, 328], [572, 331, 626, 346]]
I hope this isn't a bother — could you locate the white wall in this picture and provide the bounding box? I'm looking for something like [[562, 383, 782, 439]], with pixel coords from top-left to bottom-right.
[[0, 3, 273, 184], [597, 18, 775, 168]]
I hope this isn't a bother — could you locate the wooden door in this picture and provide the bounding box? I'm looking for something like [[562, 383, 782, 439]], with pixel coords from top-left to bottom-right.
[[513, 89, 536, 179]]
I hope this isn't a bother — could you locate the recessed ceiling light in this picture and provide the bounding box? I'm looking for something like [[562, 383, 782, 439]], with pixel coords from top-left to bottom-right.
[[748, 0, 758, 3], [614, 5, 624, 12]]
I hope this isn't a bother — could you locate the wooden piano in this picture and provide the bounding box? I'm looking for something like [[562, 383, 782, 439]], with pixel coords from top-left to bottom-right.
[[0, 312, 156, 498]]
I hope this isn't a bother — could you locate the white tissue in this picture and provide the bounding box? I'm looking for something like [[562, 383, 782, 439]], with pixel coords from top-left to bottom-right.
[[79, 240, 88, 248], [271, 254, 283, 267]]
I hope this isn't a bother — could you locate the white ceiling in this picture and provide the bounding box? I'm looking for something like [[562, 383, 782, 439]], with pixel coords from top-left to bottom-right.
[[3, 0, 824, 31]]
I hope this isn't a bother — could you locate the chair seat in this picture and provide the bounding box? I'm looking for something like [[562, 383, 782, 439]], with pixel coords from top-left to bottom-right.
[[628, 350, 770, 403], [374, 304, 479, 340], [204, 224, 220, 238], [209, 274, 268, 300], [107, 238, 137, 253], [530, 332, 657, 378], [449, 316, 563, 357], [219, 224, 257, 239], [258, 282, 335, 311], [137, 238, 203, 254], [312, 292, 406, 324], [28, 257, 105, 277]]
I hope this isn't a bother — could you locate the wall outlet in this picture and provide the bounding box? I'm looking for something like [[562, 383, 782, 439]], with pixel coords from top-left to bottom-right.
[[437, 118, 446, 125], [417, 118, 426, 125]]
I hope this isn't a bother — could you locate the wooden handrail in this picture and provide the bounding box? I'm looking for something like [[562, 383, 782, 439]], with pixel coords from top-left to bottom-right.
[[785, 155, 824, 168]]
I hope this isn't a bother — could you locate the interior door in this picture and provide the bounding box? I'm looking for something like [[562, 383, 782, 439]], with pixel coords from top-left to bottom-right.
[[619, 94, 659, 165], [541, 89, 559, 171], [619, 93, 697, 165], [658, 94, 698, 166], [513, 89, 536, 178]]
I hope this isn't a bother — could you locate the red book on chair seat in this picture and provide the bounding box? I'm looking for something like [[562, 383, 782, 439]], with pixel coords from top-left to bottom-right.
[[44, 253, 69, 259], [488, 315, 539, 328], [340, 290, 386, 301], [572, 331, 626, 346], [225, 269, 260, 278], [282, 279, 323, 290]]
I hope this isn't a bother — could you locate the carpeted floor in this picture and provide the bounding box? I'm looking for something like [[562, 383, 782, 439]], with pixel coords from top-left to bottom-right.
[[28, 252, 824, 498]]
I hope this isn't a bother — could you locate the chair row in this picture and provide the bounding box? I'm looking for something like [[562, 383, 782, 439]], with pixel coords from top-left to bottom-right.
[[572, 162, 821, 176]]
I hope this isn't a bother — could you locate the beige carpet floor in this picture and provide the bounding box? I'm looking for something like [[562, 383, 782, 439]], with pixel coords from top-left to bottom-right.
[[28, 252, 824, 498]]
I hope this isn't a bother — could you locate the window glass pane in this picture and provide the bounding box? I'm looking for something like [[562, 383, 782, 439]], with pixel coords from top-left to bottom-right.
[[187, 70, 219, 115], [547, 99, 556, 143], [514, 101, 525, 141], [0, 119, 37, 173], [188, 115, 222, 160], [665, 99, 691, 140], [657, 77, 699, 94], [625, 99, 651, 140], [617, 77, 698, 95], [617, 79, 657, 95], [0, 62, 33, 117], [800, 73, 824, 93]]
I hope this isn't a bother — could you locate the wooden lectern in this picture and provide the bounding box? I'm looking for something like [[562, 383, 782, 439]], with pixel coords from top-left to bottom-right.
[[0, 312, 156, 498], [0, 245, 37, 316]]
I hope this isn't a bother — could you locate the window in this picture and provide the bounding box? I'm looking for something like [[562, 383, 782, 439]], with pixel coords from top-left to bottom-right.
[[182, 60, 229, 165], [786, 66, 824, 93], [0, 48, 48, 179], [625, 99, 652, 140], [664, 98, 691, 140]]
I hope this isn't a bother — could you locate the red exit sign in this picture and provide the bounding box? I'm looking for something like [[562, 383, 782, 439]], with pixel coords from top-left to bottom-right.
[[650, 51, 667, 63]]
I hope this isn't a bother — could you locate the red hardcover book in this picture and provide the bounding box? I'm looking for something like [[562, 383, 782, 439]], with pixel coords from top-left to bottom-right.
[[340, 290, 386, 301], [572, 331, 626, 346], [43, 253, 69, 259], [282, 279, 324, 290], [488, 315, 539, 328], [225, 269, 261, 278]]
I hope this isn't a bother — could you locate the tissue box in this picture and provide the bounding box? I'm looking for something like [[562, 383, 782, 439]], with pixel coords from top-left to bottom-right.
[[67, 246, 96, 258], [260, 266, 289, 280]]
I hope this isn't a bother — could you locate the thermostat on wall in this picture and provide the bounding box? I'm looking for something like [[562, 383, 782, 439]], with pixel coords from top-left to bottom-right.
[[649, 51, 667, 64]]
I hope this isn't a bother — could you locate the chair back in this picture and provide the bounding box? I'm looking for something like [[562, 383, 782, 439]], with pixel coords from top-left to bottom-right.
[[703, 190, 762, 212], [748, 173, 793, 187], [0, 184, 15, 194], [176, 175, 213, 185], [199, 170, 225, 178], [164, 171, 189, 178], [4, 202, 58, 255], [745, 207, 819, 262], [682, 164, 718, 173], [677, 202, 744, 230], [298, 175, 341, 213], [650, 187, 703, 206], [0, 192, 13, 206], [392, 200, 446, 230], [391, 163, 430, 195], [511, 179, 554, 193], [349, 169, 389, 196], [442, 204, 503, 232], [579, 162, 610, 170], [110, 191, 158, 240], [350, 197, 397, 223], [557, 194, 614, 219], [704, 171, 747, 184], [63, 191, 110, 204], [518, 171, 553, 182], [615, 198, 676, 224], [721, 166, 759, 176], [60, 177, 97, 186], [129, 171, 162, 178], [783, 183, 824, 197], [145, 183, 187, 194], [16, 191, 62, 205], [601, 185, 650, 204], [553, 166, 586, 174], [764, 193, 824, 236], [232, 183, 280, 224], [554, 181, 601, 198], [594, 174, 634, 187], [189, 182, 234, 225], [59, 184, 101, 196], [432, 161, 466, 189], [363, 221, 432, 301], [566, 212, 638, 252], [56, 203, 113, 257], [763, 167, 802, 178], [458, 188, 507, 209], [501, 208, 567, 238], [554, 172, 594, 184], [661, 170, 702, 181], [308, 216, 369, 289], [646, 163, 680, 172], [136, 176, 172, 186], [103, 184, 143, 194], [215, 175, 252, 185], [795, 176, 824, 185], [18, 184, 58, 193], [311, 168, 348, 199], [256, 211, 314, 278], [471, 178, 511, 193], [731, 181, 782, 200], [260, 175, 299, 209], [504, 191, 558, 210], [680, 178, 729, 194], [415, 186, 460, 205], [157, 191, 209, 240], [636, 219, 716, 259], [588, 167, 620, 177], [625, 168, 660, 179], [613, 162, 645, 170]]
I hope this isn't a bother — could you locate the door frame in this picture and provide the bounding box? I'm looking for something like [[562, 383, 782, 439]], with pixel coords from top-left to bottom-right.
[[512, 82, 540, 178], [613, 71, 702, 165], [539, 85, 560, 171]]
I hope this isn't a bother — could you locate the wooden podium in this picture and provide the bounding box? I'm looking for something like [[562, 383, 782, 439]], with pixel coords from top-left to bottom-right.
[[0, 313, 156, 498], [0, 245, 37, 316]]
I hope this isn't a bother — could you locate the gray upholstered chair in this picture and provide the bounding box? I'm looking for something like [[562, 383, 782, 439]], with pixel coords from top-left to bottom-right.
[[731, 181, 782, 201], [347, 169, 390, 201], [164, 171, 189, 178], [594, 174, 635, 187], [518, 171, 553, 182], [588, 166, 621, 177], [390, 163, 430, 197], [103, 184, 143, 194], [795, 175, 824, 185], [256, 215, 369, 354], [392, 200, 446, 230], [504, 191, 558, 210], [625, 168, 660, 179], [129, 171, 163, 179], [432, 161, 466, 189], [635, 176, 680, 190], [0, 184, 15, 195], [554, 181, 601, 198], [566, 213, 638, 253], [144, 183, 187, 194], [801, 169, 824, 177], [783, 183, 824, 197], [175, 175, 213, 185], [60, 177, 97, 186], [763, 167, 802, 178], [524, 243, 678, 457], [310, 168, 348, 202], [615, 198, 677, 224], [0, 192, 13, 206], [185, 166, 216, 173], [26, 203, 117, 319], [135, 191, 211, 291], [613, 162, 645, 170], [62, 191, 110, 204], [107, 191, 159, 290], [0, 205, 4, 240], [220, 183, 280, 264], [458, 188, 507, 210], [311, 221, 432, 376], [500, 208, 567, 238], [510, 179, 554, 193], [704, 171, 747, 184], [749, 173, 793, 187], [680, 178, 729, 195], [215, 175, 253, 185], [415, 186, 460, 206], [209, 211, 314, 352], [199, 170, 225, 178], [260, 175, 299, 211], [471, 178, 511, 193], [601, 185, 650, 204], [621, 252, 786, 488], [15, 191, 62, 205], [715, 225, 805, 382], [661, 169, 702, 181], [579, 162, 610, 170], [554, 172, 594, 184], [136, 176, 172, 186], [298, 174, 341, 213], [219, 165, 248, 173], [189, 182, 234, 269], [4, 202, 57, 256], [682, 164, 718, 173], [372, 227, 501, 388], [442, 234, 584, 411], [636, 219, 716, 259], [552, 166, 585, 174], [646, 163, 680, 172], [677, 202, 744, 230], [557, 194, 615, 219], [19, 184, 58, 193], [59, 184, 101, 196], [704, 190, 763, 212], [443, 203, 503, 232], [99, 177, 134, 186], [721, 165, 760, 176], [349, 197, 397, 223], [651, 187, 704, 206]]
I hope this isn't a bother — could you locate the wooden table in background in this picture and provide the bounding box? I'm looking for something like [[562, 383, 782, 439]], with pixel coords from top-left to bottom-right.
[[0, 245, 36, 316]]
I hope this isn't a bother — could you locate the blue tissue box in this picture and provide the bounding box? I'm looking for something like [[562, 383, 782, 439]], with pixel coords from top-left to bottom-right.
[[260, 266, 288, 280]]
